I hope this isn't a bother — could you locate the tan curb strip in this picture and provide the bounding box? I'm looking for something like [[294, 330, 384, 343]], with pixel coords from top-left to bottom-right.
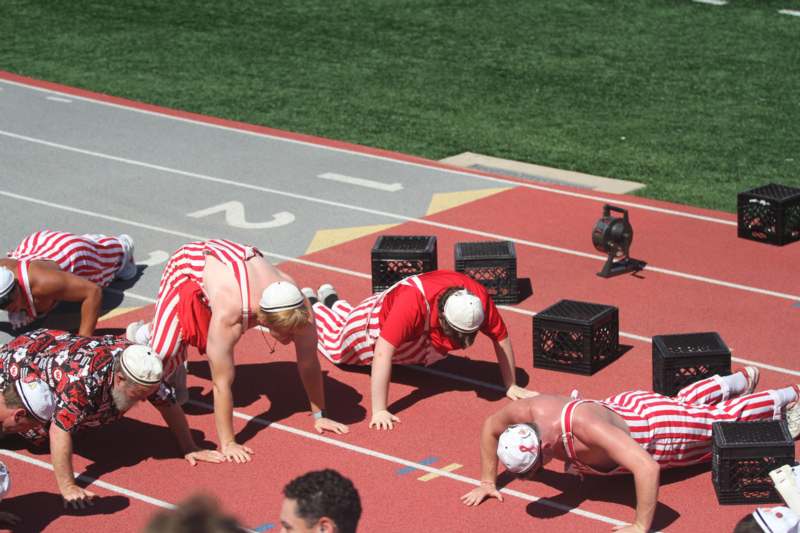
[[440, 152, 645, 194]]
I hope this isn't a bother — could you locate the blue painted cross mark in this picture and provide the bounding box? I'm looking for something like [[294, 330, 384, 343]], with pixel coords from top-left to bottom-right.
[[397, 456, 438, 475]]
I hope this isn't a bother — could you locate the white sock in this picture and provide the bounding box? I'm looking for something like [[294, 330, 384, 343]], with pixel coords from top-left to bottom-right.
[[134, 323, 151, 345], [775, 386, 798, 407], [722, 372, 748, 396]]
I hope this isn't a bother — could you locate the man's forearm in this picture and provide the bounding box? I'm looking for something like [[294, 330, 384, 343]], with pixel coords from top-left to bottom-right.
[[156, 402, 197, 454], [370, 347, 393, 413], [212, 381, 236, 446], [493, 337, 516, 388], [297, 356, 325, 413], [50, 426, 77, 493], [479, 419, 501, 483], [78, 290, 102, 336], [631, 461, 660, 531]]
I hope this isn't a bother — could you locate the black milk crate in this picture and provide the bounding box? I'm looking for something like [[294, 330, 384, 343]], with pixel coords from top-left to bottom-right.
[[738, 183, 800, 246], [454, 241, 518, 304], [533, 300, 620, 375], [371, 235, 437, 293], [652, 332, 731, 397], [712, 420, 795, 504]]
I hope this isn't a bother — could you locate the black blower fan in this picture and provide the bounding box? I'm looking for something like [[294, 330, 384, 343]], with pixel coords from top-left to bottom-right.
[[591, 204, 646, 278]]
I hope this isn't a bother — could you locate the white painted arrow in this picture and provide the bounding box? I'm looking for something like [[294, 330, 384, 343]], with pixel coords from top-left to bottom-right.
[[187, 201, 295, 229], [317, 172, 403, 192], [137, 250, 170, 267]]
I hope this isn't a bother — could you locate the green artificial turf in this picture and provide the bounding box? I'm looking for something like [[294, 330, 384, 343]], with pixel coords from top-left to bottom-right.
[[1, 0, 798, 211]]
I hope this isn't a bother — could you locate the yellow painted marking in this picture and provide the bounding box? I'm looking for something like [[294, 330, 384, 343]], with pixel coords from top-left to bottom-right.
[[305, 223, 397, 254], [425, 188, 510, 216], [417, 463, 463, 481], [99, 306, 141, 321]]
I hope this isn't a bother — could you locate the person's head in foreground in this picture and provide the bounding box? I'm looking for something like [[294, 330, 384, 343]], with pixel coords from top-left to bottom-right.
[[257, 281, 312, 345], [496, 423, 550, 479], [280, 469, 362, 533], [144, 494, 245, 533], [734, 507, 800, 533], [438, 287, 484, 349], [0, 376, 56, 434], [111, 344, 162, 412]]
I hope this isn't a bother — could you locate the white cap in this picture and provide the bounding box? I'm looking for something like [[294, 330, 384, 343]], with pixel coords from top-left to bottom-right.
[[259, 281, 304, 313], [497, 424, 540, 474], [120, 345, 163, 386], [14, 378, 56, 423], [753, 507, 800, 533], [0, 267, 15, 304], [443, 289, 484, 333], [0, 461, 9, 501]]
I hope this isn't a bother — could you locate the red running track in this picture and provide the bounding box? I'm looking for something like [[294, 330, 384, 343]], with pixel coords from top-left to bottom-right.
[[3, 184, 799, 532]]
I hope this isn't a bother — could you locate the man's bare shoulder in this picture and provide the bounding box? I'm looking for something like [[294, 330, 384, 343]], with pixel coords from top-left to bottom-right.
[[498, 394, 569, 424]]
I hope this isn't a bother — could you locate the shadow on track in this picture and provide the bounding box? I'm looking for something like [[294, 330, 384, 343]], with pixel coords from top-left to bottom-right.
[[517, 463, 707, 530], [0, 491, 129, 532], [185, 360, 366, 445]]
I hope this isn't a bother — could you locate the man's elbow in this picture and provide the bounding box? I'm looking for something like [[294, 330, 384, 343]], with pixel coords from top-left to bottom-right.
[[88, 283, 102, 300], [640, 457, 660, 483]]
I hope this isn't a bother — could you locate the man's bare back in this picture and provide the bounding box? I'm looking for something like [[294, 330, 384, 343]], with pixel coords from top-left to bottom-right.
[[0, 258, 79, 315], [203, 254, 292, 329], [523, 394, 632, 472]]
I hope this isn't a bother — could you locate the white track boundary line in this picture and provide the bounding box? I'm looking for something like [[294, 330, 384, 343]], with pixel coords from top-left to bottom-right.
[[8, 189, 800, 378], [0, 77, 735, 227], [0, 449, 175, 509], [0, 131, 792, 302], [0, 449, 259, 531]]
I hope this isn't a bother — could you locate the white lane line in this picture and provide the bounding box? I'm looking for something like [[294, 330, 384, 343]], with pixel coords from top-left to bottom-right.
[[318, 172, 403, 192], [0, 449, 259, 531], [45, 95, 72, 103], [6, 189, 800, 378], [0, 77, 735, 227], [138, 250, 170, 267], [0, 449, 174, 509], [779, 9, 800, 16], [0, 131, 791, 302], [188, 400, 628, 527]]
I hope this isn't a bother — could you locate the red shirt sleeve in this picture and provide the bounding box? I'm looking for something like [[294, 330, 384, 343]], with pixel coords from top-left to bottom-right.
[[479, 296, 508, 342], [378, 286, 426, 347], [53, 382, 88, 433]]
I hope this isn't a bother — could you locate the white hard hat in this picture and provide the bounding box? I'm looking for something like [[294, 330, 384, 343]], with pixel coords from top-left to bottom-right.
[[260, 281, 304, 313], [443, 289, 484, 333], [120, 345, 163, 386], [14, 378, 56, 423], [497, 424, 540, 474]]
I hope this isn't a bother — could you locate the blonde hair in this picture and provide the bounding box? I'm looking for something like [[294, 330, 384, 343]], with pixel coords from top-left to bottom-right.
[[257, 306, 311, 337]]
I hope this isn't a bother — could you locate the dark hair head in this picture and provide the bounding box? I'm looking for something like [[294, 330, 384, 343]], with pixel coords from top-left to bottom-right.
[[144, 494, 245, 533], [283, 469, 362, 533], [2, 384, 23, 410], [733, 513, 763, 533], [437, 286, 478, 349]]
